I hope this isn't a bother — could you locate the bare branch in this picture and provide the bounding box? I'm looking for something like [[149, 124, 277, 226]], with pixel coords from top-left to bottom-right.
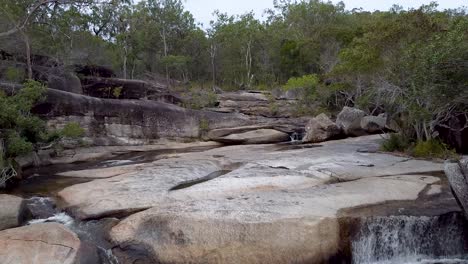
[[0, 0, 61, 38]]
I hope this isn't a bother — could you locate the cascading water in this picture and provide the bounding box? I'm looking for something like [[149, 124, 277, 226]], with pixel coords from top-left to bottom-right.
[[352, 214, 468, 264], [25, 197, 120, 264], [289, 132, 304, 143]]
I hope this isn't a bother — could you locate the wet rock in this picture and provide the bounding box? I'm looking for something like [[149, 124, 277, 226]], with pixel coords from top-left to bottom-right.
[[214, 129, 290, 144], [0, 223, 81, 264], [57, 164, 143, 178], [302, 113, 341, 143], [336, 106, 367, 137], [361, 114, 387, 133], [0, 195, 25, 231]]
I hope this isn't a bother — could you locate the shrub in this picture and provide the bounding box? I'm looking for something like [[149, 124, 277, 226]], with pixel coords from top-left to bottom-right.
[[380, 133, 411, 152], [4, 67, 24, 82], [412, 139, 457, 159], [198, 118, 210, 137], [0, 80, 46, 161], [185, 89, 218, 110], [60, 122, 85, 138], [283, 74, 319, 91], [6, 133, 33, 157]]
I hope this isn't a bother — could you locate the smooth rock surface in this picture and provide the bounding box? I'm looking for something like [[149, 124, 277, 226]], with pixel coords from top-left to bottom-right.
[[215, 129, 290, 144], [110, 175, 436, 264], [336, 106, 367, 136], [302, 113, 341, 143], [0, 223, 81, 264], [59, 159, 225, 219], [57, 135, 451, 264], [0, 195, 25, 231], [361, 114, 387, 133], [59, 135, 444, 220]]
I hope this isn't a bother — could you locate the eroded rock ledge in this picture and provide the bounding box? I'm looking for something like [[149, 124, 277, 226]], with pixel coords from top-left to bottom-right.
[[55, 135, 452, 264]]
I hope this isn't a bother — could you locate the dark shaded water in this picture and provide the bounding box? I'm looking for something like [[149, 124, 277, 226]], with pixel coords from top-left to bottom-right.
[[3, 145, 216, 198], [0, 145, 219, 264]]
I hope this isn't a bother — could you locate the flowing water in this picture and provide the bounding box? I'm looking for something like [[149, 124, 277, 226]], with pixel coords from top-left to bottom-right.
[[25, 197, 119, 264], [3, 144, 468, 264], [352, 214, 468, 264], [1, 145, 219, 264]]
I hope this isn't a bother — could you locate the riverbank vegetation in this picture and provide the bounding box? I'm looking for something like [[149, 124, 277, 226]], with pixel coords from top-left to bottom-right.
[[0, 0, 467, 154]]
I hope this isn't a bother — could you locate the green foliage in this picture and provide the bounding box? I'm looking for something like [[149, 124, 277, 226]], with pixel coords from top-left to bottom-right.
[[0, 80, 47, 160], [184, 88, 218, 110], [412, 139, 457, 159], [380, 134, 411, 152], [112, 86, 123, 98], [283, 75, 321, 116], [5, 132, 33, 157], [4, 67, 24, 82], [283, 75, 319, 91], [198, 118, 209, 137], [60, 122, 85, 138], [1, 0, 466, 151]]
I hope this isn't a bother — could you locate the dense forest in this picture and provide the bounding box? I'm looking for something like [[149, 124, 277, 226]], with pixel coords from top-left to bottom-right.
[[0, 0, 467, 155]]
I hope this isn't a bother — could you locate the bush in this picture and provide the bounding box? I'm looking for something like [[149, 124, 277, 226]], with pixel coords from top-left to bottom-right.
[[380, 133, 411, 152], [4, 67, 24, 82], [0, 80, 46, 161], [412, 139, 457, 159], [283, 74, 319, 91], [198, 118, 209, 137], [184, 89, 218, 110], [60, 122, 85, 138], [6, 133, 33, 157]]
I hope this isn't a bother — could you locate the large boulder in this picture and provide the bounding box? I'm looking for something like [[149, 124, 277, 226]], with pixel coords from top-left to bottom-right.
[[216, 91, 297, 118], [0, 195, 25, 231], [109, 174, 439, 264], [302, 113, 341, 143], [80, 76, 182, 103], [47, 71, 83, 94], [215, 129, 290, 144], [0, 223, 81, 264], [27, 88, 253, 145], [361, 114, 387, 133], [445, 159, 468, 218], [336, 107, 367, 137]]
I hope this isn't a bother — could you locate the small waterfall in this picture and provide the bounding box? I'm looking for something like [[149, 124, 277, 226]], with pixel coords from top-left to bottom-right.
[[289, 132, 303, 143], [26, 196, 120, 264], [352, 214, 468, 264]]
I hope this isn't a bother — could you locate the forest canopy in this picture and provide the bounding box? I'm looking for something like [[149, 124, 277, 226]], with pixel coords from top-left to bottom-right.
[[0, 0, 467, 152]]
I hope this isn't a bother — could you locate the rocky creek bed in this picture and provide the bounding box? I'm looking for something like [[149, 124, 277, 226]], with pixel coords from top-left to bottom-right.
[[1, 135, 467, 264]]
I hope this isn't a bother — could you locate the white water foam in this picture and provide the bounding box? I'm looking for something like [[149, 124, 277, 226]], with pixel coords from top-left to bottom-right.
[[28, 212, 75, 226], [352, 215, 468, 264]]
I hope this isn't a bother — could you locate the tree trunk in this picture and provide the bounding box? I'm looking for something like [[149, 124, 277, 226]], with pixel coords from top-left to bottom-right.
[[161, 28, 169, 86], [210, 43, 216, 92], [20, 31, 33, 79], [245, 39, 252, 88], [123, 45, 128, 79]]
